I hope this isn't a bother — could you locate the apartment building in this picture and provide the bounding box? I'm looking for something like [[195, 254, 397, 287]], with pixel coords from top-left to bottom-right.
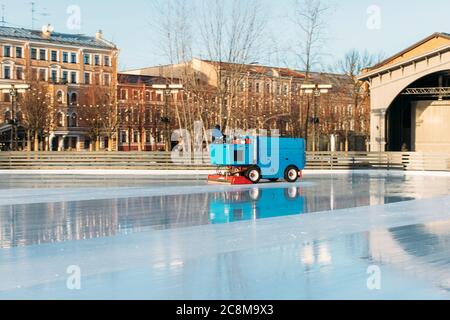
[[0, 25, 118, 151], [123, 58, 307, 136], [117, 73, 180, 151], [122, 58, 370, 151]]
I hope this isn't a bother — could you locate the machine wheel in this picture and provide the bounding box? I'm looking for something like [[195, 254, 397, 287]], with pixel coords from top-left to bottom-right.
[[284, 165, 299, 183], [245, 166, 261, 184], [284, 186, 298, 199], [249, 188, 261, 201], [268, 178, 279, 182]]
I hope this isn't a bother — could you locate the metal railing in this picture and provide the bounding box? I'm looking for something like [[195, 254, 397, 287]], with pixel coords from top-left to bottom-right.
[[305, 152, 450, 171], [0, 151, 212, 170], [0, 151, 449, 171]]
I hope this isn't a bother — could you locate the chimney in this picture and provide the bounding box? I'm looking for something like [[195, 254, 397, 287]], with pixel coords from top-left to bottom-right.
[[96, 30, 103, 40], [41, 24, 54, 39]]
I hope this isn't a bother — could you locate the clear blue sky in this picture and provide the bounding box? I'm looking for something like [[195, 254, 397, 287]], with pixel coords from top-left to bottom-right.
[[2, 0, 450, 71]]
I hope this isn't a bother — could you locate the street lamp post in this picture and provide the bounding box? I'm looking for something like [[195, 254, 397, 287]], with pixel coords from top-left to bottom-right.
[[0, 84, 30, 151], [152, 84, 183, 152], [300, 83, 332, 152]]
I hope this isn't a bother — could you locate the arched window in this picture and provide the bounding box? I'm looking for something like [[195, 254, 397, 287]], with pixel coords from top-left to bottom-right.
[[71, 113, 78, 127], [56, 90, 64, 103], [70, 92, 77, 104], [57, 112, 64, 127]]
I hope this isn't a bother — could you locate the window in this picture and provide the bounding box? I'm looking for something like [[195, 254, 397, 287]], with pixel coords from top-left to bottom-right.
[[146, 130, 153, 144], [39, 69, 46, 81], [4, 110, 11, 121], [70, 114, 78, 127], [3, 45, 11, 57], [348, 105, 353, 115], [145, 109, 151, 123], [94, 55, 100, 66], [31, 68, 38, 80], [62, 71, 68, 83], [84, 72, 90, 84], [133, 131, 139, 143], [104, 56, 110, 66], [39, 49, 46, 60], [70, 93, 78, 104], [51, 69, 58, 82], [94, 73, 100, 85], [70, 72, 77, 84], [56, 91, 63, 103], [62, 52, 69, 63], [145, 91, 151, 101], [120, 131, 127, 143], [284, 84, 289, 95], [104, 74, 111, 86], [70, 52, 77, 64], [16, 67, 23, 80], [3, 66, 11, 79], [57, 113, 64, 127], [51, 50, 58, 62], [84, 53, 90, 65], [31, 48, 37, 60], [133, 90, 139, 100], [120, 89, 128, 100], [255, 83, 260, 93], [15, 47, 22, 58]]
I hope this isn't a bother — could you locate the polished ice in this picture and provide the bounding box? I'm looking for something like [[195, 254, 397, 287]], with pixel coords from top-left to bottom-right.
[[0, 171, 450, 299]]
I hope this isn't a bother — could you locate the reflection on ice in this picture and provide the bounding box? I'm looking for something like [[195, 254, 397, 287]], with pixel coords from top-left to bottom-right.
[[209, 187, 305, 224], [369, 221, 450, 291], [1, 172, 450, 299], [1, 172, 450, 249]]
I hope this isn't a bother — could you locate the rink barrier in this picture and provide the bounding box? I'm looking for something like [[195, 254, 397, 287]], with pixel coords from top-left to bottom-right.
[[0, 151, 449, 171]]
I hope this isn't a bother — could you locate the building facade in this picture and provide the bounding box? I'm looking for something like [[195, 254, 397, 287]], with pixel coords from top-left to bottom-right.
[[0, 25, 118, 151], [122, 58, 370, 151], [117, 74, 181, 151]]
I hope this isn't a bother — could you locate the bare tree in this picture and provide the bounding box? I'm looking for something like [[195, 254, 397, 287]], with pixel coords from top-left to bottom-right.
[[293, 0, 329, 79], [198, 0, 266, 131], [79, 85, 113, 151], [150, 0, 196, 146], [101, 85, 119, 151], [292, 0, 329, 147], [151, 0, 193, 65], [19, 81, 54, 151], [336, 49, 383, 150]]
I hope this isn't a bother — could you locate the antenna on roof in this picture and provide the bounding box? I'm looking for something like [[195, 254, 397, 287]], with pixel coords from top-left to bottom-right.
[[30, 2, 50, 29], [30, 2, 35, 29], [1, 5, 5, 27]]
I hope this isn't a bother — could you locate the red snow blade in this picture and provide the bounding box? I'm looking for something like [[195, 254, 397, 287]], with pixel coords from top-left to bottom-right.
[[207, 175, 253, 185]]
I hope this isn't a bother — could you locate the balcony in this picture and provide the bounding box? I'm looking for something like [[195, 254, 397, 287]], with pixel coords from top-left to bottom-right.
[[49, 80, 69, 85]]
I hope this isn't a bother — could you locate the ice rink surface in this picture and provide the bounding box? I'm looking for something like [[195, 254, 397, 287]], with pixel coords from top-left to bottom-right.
[[0, 170, 450, 300]]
